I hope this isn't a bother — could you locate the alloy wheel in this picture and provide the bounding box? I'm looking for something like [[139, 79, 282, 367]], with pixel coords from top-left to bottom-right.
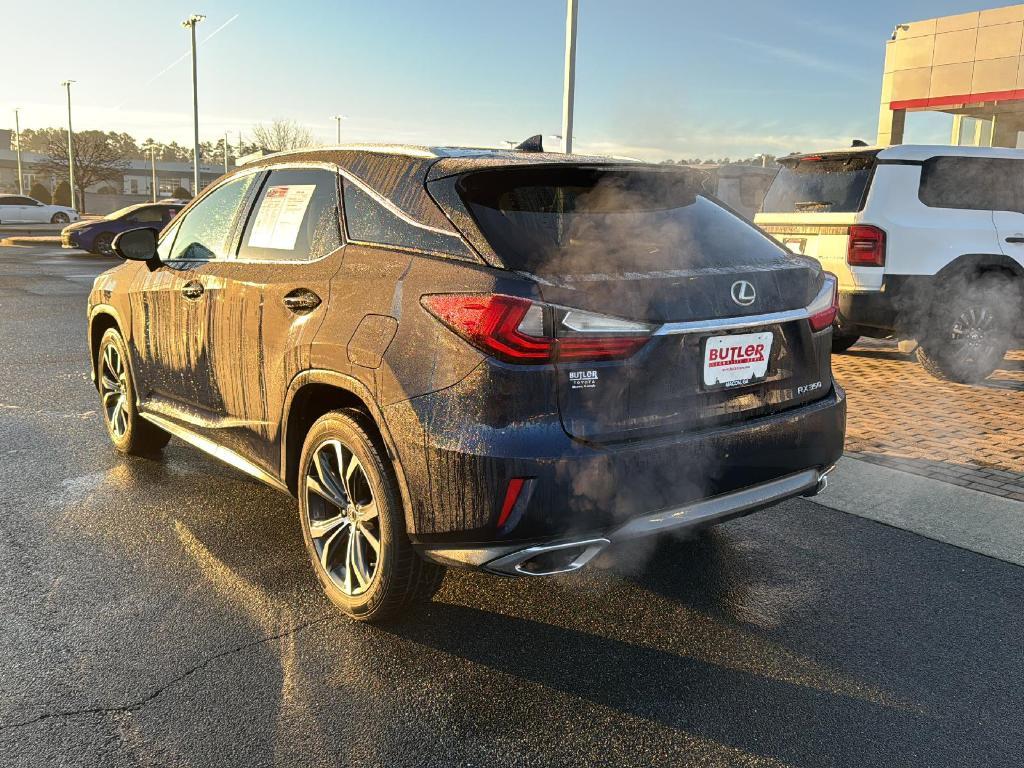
[[304, 439, 382, 596], [99, 342, 129, 438], [949, 305, 1001, 367]]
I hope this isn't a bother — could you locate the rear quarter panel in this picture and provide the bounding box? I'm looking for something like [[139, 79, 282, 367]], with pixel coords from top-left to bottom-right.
[[862, 164, 1003, 276]]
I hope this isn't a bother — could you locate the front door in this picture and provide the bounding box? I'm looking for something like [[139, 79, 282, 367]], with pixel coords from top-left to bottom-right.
[[129, 174, 258, 424]]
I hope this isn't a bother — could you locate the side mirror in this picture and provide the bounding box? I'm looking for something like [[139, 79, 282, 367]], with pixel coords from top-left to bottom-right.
[[112, 227, 158, 262]]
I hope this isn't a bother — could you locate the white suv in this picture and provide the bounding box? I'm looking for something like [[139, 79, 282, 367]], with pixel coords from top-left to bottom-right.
[[754, 144, 1023, 383]]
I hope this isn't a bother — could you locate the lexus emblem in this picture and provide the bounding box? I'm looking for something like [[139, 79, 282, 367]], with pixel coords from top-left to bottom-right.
[[730, 280, 756, 306]]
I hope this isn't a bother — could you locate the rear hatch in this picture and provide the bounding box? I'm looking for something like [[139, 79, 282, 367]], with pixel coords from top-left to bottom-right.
[[436, 164, 832, 443], [755, 151, 878, 290]]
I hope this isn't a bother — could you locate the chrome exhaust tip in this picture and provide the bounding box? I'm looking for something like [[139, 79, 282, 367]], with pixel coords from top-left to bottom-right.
[[484, 538, 610, 577]]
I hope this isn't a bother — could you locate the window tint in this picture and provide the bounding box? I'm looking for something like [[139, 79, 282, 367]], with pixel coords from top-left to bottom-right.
[[342, 178, 467, 254], [0, 197, 14, 206], [457, 166, 788, 276], [918, 157, 1023, 212], [761, 155, 876, 213], [166, 175, 254, 261], [131, 207, 165, 223], [11, 196, 37, 206], [238, 168, 341, 261]]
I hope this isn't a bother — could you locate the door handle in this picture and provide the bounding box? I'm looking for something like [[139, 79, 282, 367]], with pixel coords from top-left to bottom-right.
[[1005, 236, 1024, 244], [181, 280, 204, 300], [283, 288, 322, 313]]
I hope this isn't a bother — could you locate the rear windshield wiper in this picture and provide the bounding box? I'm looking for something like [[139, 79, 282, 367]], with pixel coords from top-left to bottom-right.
[[794, 200, 834, 210]]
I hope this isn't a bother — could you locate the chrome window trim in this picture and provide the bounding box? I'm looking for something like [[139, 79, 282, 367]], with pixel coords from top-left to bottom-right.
[[652, 307, 810, 335]]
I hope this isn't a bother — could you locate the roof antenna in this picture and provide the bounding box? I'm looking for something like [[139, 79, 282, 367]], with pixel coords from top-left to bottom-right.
[[515, 134, 544, 152], [851, 139, 868, 147]]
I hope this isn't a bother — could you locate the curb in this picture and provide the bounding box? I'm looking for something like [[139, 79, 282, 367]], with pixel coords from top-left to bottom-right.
[[0, 236, 63, 246], [808, 456, 1024, 566]]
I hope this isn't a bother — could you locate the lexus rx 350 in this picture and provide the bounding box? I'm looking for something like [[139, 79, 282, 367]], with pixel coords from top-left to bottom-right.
[[87, 144, 846, 622]]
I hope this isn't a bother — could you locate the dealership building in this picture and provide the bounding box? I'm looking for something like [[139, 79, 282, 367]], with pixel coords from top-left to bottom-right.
[[879, 3, 1024, 147]]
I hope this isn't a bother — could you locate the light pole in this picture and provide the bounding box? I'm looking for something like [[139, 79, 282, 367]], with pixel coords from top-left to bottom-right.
[[560, 0, 579, 154], [13, 108, 23, 195], [182, 13, 205, 195], [149, 146, 157, 202], [61, 80, 77, 209], [331, 114, 346, 144], [223, 131, 229, 173]]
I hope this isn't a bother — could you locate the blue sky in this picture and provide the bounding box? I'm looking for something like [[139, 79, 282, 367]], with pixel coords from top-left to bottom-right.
[[4, 0, 991, 159]]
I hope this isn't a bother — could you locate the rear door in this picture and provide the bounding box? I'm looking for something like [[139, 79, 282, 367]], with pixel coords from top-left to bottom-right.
[[755, 153, 877, 290], [197, 166, 344, 475], [449, 165, 831, 443]]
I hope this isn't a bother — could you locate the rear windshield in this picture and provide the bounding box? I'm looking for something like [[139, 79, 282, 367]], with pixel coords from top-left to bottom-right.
[[761, 155, 876, 214], [456, 166, 788, 276]]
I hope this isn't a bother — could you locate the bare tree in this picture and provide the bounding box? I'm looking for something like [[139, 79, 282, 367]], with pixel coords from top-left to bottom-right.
[[35, 128, 129, 212], [249, 120, 316, 152]]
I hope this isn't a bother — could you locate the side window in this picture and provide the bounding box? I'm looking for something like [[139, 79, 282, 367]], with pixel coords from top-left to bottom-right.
[[131, 207, 165, 223], [0, 197, 13, 206], [919, 157, 1023, 212], [341, 177, 470, 255], [238, 168, 341, 262], [12, 196, 36, 206], [166, 175, 254, 261]]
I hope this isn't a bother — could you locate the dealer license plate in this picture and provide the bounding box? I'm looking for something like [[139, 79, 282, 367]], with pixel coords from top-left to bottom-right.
[[703, 332, 774, 388]]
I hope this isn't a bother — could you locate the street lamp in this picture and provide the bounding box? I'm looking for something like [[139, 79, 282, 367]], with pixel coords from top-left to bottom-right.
[[182, 13, 205, 195], [149, 145, 157, 202], [61, 80, 76, 209], [331, 114, 347, 144], [13, 108, 23, 195], [560, 0, 579, 154], [223, 131, 230, 173]]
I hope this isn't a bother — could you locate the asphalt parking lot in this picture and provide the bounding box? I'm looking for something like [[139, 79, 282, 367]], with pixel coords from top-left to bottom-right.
[[1, 245, 1022, 768]]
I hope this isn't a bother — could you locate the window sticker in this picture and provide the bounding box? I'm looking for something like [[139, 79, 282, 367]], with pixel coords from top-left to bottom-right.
[[248, 185, 315, 250]]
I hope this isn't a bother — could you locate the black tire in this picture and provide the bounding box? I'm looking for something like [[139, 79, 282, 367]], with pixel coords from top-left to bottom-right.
[[97, 328, 171, 455], [298, 409, 444, 622], [830, 333, 860, 354], [51, 212, 70, 224], [916, 274, 1016, 384], [93, 233, 114, 256]]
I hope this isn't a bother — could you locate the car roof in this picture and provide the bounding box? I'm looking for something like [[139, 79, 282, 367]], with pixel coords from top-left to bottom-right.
[[238, 143, 655, 233], [782, 143, 1024, 163]]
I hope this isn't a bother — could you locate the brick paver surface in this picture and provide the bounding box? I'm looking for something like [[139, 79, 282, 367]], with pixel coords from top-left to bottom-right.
[[832, 339, 1024, 502]]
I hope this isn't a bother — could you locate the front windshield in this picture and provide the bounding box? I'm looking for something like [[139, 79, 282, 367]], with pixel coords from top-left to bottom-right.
[[105, 205, 140, 220]]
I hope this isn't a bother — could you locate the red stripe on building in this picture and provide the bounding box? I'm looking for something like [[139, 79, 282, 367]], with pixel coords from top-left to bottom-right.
[[891, 89, 1024, 111]]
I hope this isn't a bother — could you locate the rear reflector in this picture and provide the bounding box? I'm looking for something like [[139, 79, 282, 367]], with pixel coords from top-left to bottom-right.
[[422, 293, 651, 364], [497, 478, 526, 528], [847, 224, 886, 267], [808, 273, 839, 332]]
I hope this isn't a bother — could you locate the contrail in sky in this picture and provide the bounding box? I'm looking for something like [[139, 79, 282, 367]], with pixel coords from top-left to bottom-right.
[[113, 13, 240, 109]]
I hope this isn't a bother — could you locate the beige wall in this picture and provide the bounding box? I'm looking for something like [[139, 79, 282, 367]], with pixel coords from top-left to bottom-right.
[[878, 4, 1024, 145]]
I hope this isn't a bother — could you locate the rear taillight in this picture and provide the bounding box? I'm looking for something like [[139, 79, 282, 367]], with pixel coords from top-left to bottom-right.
[[807, 273, 839, 332], [421, 294, 652, 364], [847, 224, 885, 267]]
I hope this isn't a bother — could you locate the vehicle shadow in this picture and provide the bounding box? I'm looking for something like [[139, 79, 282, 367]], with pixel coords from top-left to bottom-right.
[[379, 511, 1018, 767]]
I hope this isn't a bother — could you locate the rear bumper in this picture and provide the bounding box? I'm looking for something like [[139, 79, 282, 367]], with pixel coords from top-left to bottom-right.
[[404, 382, 846, 572], [420, 467, 833, 575], [838, 289, 897, 334]]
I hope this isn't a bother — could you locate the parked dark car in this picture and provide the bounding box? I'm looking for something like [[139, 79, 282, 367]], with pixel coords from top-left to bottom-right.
[[86, 145, 846, 622], [63, 202, 184, 255]]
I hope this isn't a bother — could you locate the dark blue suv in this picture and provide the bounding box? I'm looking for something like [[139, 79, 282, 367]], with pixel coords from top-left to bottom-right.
[[63, 202, 184, 255], [87, 146, 845, 622]]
